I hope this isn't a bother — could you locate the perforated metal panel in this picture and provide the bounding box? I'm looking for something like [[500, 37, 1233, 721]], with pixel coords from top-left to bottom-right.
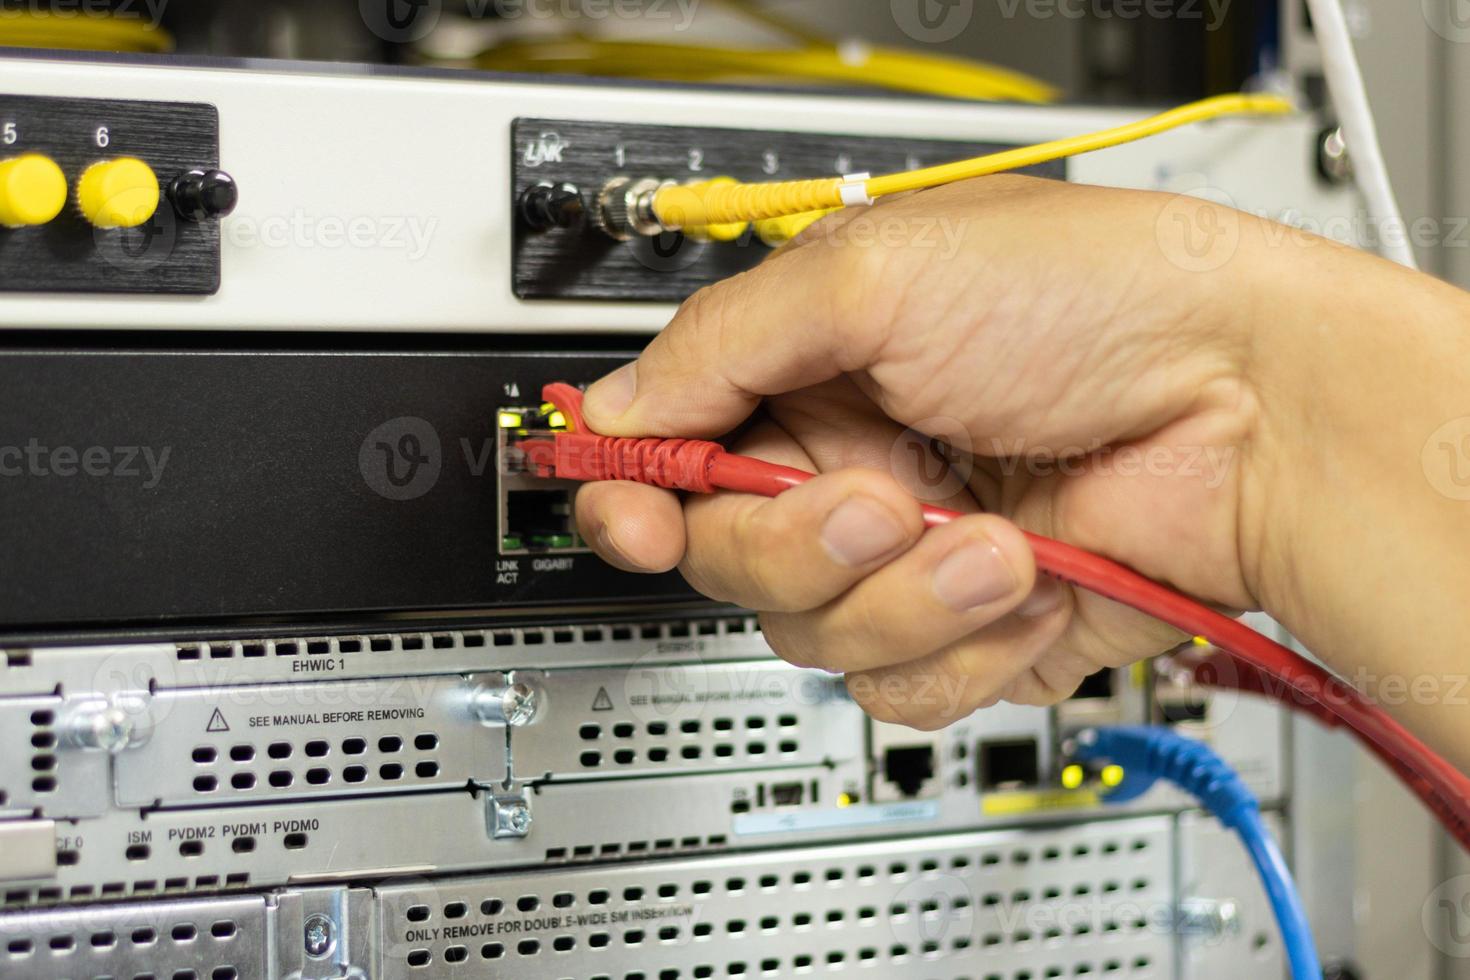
[[511, 661, 857, 780], [0, 893, 270, 980], [374, 816, 1175, 979], [114, 673, 510, 807]]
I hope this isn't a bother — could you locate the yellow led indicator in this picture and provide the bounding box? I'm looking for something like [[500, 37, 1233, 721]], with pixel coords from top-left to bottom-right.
[[546, 411, 568, 430], [77, 157, 160, 229], [497, 412, 524, 429], [1192, 635, 1210, 646], [836, 792, 854, 808], [0, 154, 68, 227], [1101, 765, 1126, 788], [1061, 765, 1086, 791]]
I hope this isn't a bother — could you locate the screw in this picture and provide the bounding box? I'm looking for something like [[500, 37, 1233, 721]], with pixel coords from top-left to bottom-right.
[[68, 703, 136, 753], [303, 914, 335, 958], [492, 797, 533, 838], [472, 682, 540, 727], [1318, 126, 1353, 184]]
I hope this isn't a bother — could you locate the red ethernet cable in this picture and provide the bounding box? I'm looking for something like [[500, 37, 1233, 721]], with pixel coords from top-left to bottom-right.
[[520, 382, 1470, 843]]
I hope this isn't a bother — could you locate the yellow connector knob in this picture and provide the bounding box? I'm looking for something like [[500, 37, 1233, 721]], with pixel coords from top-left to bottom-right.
[[0, 154, 68, 228], [77, 157, 160, 229], [754, 208, 839, 247]]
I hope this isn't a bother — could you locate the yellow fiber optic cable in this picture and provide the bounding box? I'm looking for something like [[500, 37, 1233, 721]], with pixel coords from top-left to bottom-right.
[[0, 10, 173, 53], [652, 92, 1294, 230], [475, 39, 1059, 105]]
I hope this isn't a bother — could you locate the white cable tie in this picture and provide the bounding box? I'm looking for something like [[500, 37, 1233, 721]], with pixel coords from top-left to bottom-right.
[[839, 172, 874, 208]]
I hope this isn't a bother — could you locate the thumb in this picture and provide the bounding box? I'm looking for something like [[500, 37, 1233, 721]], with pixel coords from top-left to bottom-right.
[[581, 240, 882, 438]]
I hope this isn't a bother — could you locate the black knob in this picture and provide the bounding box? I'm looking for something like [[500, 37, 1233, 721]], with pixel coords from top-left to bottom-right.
[[520, 182, 584, 231], [169, 169, 239, 221]]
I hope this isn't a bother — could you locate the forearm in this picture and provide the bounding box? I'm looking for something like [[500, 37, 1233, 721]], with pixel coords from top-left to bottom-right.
[[1241, 225, 1470, 768]]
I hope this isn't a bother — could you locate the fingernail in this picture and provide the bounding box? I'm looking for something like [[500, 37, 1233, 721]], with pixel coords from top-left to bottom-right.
[[932, 537, 1019, 611], [1016, 577, 1066, 618], [595, 523, 643, 573], [820, 496, 910, 567], [583, 362, 637, 422]]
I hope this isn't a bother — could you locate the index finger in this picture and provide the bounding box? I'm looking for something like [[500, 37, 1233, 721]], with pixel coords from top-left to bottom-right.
[[580, 232, 886, 438]]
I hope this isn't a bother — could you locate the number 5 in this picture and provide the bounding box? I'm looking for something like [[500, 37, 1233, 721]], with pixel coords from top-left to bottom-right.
[[2, 122, 15, 145]]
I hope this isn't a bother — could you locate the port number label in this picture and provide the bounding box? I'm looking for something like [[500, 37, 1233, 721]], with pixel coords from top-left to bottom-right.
[[762, 151, 779, 175], [95, 126, 110, 148], [688, 148, 704, 172], [1, 122, 15, 145]]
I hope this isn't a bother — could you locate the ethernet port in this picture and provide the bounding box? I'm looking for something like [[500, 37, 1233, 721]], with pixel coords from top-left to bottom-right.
[[504, 489, 580, 552], [882, 745, 936, 799], [496, 403, 589, 556], [978, 738, 1040, 791], [770, 781, 804, 808]]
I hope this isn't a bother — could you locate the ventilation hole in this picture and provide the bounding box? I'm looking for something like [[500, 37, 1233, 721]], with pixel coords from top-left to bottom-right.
[[444, 902, 467, 919], [415, 761, 439, 778], [518, 895, 539, 912], [48, 934, 74, 951], [481, 942, 504, 959], [212, 969, 238, 980], [614, 749, 636, 765], [283, 832, 308, 850], [379, 736, 402, 753], [305, 768, 329, 785], [580, 724, 601, 740], [342, 737, 367, 755], [680, 720, 700, 734], [343, 765, 367, 783], [304, 740, 329, 758], [228, 745, 253, 762], [380, 763, 404, 780], [230, 772, 255, 790], [267, 742, 291, 759], [171, 924, 197, 942], [406, 905, 430, 922], [518, 938, 540, 955], [647, 722, 668, 736], [406, 949, 430, 967], [481, 898, 503, 915], [231, 837, 254, 854], [91, 931, 115, 948], [444, 945, 468, 963], [131, 927, 156, 945], [29, 710, 54, 726], [211, 921, 237, 939], [192, 747, 217, 764], [268, 770, 292, 788], [612, 722, 635, 738], [581, 751, 602, 767], [414, 733, 439, 751], [589, 890, 609, 905], [125, 844, 151, 861]]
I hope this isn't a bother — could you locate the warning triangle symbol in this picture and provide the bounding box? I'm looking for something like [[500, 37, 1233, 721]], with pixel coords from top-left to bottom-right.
[[206, 708, 230, 733], [590, 687, 613, 711]]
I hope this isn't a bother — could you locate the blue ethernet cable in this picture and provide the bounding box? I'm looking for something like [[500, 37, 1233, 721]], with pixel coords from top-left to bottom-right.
[[1071, 726, 1321, 980]]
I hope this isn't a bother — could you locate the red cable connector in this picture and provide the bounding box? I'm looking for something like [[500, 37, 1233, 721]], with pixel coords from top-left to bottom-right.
[[521, 383, 1470, 843]]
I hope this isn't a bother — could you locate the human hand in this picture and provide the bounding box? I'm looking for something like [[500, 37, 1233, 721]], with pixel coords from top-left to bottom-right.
[[572, 175, 1318, 729]]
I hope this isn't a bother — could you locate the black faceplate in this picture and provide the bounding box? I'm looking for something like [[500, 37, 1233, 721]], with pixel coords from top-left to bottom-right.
[[0, 94, 221, 294], [0, 345, 693, 630], [512, 117, 1067, 302]]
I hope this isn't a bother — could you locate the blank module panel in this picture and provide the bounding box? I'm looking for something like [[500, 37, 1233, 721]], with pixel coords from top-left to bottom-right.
[[0, 94, 225, 294], [511, 118, 1066, 302]]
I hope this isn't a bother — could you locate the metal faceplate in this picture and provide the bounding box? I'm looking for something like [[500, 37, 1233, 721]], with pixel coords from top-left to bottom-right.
[[510, 660, 857, 780], [113, 672, 512, 808], [374, 815, 1175, 979]]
